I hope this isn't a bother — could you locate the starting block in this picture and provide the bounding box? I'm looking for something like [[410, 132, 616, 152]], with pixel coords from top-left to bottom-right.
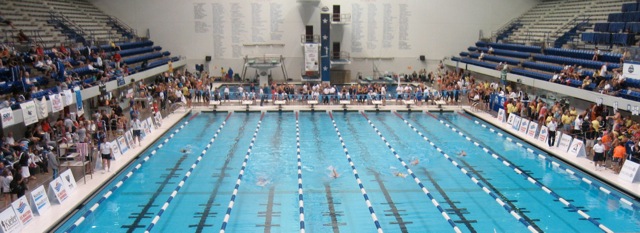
[[372, 100, 383, 110], [210, 101, 221, 110], [242, 100, 253, 110], [274, 100, 286, 110], [340, 100, 351, 109], [308, 100, 319, 110], [435, 100, 446, 109], [403, 100, 415, 109]]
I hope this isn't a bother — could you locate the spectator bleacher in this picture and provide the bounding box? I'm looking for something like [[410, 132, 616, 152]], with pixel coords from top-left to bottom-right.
[[582, 2, 640, 46]]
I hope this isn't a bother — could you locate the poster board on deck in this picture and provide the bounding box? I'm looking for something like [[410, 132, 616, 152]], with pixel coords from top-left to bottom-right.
[[10, 196, 33, 227], [28, 185, 50, 216]]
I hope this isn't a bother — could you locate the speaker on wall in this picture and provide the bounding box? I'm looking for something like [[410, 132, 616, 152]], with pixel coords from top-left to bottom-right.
[[205, 56, 211, 62], [419, 55, 425, 61]]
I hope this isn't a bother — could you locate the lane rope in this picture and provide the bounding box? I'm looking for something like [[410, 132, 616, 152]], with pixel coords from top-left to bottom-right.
[[219, 112, 266, 233], [295, 112, 306, 233], [394, 112, 540, 233], [468, 116, 639, 210], [438, 117, 612, 233], [361, 112, 462, 233], [64, 113, 197, 233], [328, 112, 384, 233], [144, 112, 231, 233]]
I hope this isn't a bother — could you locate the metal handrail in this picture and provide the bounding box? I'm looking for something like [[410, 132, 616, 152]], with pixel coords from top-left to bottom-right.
[[550, 15, 590, 38], [49, 11, 95, 45], [491, 17, 522, 39], [107, 16, 137, 39]]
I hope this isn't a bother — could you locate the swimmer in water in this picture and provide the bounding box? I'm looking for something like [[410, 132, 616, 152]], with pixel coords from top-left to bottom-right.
[[410, 157, 419, 166], [393, 171, 407, 178], [180, 145, 192, 154], [328, 166, 339, 179], [256, 177, 269, 187], [458, 150, 467, 157]]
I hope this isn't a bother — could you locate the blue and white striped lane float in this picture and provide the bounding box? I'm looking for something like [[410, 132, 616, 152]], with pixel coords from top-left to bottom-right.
[[328, 112, 384, 233], [295, 112, 306, 233], [470, 119, 637, 211], [394, 112, 540, 233], [144, 112, 232, 233], [219, 112, 265, 233], [361, 112, 462, 233], [64, 114, 197, 233]]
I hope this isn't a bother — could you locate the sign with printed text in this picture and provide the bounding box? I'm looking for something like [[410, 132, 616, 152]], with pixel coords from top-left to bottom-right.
[[0, 207, 22, 233], [28, 185, 50, 215], [568, 138, 586, 157], [623, 62, 640, 80], [0, 107, 14, 127], [19, 101, 38, 126], [75, 90, 84, 116], [557, 133, 571, 150], [619, 160, 640, 183], [512, 116, 521, 130], [10, 196, 33, 226], [125, 130, 134, 148], [110, 140, 122, 159], [117, 136, 128, 154], [537, 126, 549, 142], [48, 177, 69, 204], [527, 122, 538, 138], [506, 113, 515, 125], [304, 43, 319, 72], [36, 97, 48, 120], [519, 119, 530, 134], [497, 108, 506, 122], [60, 169, 77, 192], [49, 94, 63, 112]]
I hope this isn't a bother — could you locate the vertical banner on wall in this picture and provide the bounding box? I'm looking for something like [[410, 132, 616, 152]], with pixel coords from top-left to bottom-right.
[[489, 93, 506, 112], [75, 90, 84, 116], [49, 94, 63, 113], [519, 119, 530, 134], [304, 44, 319, 72], [320, 13, 331, 82], [10, 196, 33, 226], [0, 207, 22, 233], [28, 185, 50, 215], [62, 90, 73, 107], [527, 122, 539, 138], [36, 97, 48, 120], [20, 101, 38, 126], [0, 107, 14, 127]]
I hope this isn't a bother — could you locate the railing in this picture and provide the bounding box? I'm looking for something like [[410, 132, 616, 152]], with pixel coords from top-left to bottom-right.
[[550, 15, 590, 39], [551, 15, 591, 48], [331, 13, 351, 24], [107, 16, 137, 39], [331, 51, 351, 61], [300, 34, 320, 43], [491, 17, 522, 41], [48, 11, 95, 45]]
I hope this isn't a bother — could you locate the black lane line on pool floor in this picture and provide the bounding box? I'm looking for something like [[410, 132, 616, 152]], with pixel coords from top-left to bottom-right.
[[323, 183, 344, 233], [438, 115, 610, 231], [190, 113, 248, 232], [256, 186, 280, 232], [121, 153, 189, 231], [368, 168, 410, 233], [421, 168, 477, 233]]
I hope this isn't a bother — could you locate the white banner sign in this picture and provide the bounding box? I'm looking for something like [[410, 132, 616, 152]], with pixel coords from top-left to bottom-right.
[[28, 185, 50, 215], [125, 130, 134, 148], [304, 43, 319, 72], [558, 134, 573, 151], [110, 140, 122, 160], [519, 119, 530, 134], [62, 90, 73, 107], [568, 138, 585, 157], [497, 109, 506, 123], [49, 94, 63, 113], [49, 177, 69, 204], [117, 136, 128, 154], [60, 169, 77, 192], [19, 101, 38, 126], [527, 122, 538, 138], [36, 97, 48, 120], [0, 107, 14, 127], [623, 62, 640, 80], [537, 126, 549, 142], [619, 160, 640, 183], [145, 117, 154, 134], [506, 113, 515, 125], [0, 207, 22, 233], [512, 116, 521, 130], [10, 196, 33, 226]]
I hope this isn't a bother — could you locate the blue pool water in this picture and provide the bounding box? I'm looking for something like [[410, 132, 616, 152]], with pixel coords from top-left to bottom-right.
[[56, 111, 640, 233]]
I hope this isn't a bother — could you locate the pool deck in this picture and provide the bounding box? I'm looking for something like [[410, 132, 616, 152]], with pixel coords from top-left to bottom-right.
[[36, 102, 640, 232], [464, 108, 640, 201], [31, 109, 190, 233]]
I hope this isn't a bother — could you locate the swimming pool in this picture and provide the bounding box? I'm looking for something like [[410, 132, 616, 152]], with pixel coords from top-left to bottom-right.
[[55, 111, 640, 233]]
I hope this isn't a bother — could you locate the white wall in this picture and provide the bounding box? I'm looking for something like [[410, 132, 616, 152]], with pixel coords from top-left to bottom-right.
[[90, 0, 539, 81]]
